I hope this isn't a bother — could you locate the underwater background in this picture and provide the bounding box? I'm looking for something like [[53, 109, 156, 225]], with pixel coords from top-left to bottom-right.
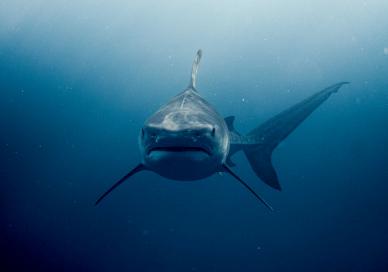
[[1, 1, 388, 271]]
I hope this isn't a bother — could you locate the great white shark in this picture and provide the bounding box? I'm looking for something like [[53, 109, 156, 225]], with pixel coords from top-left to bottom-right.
[[95, 50, 348, 210]]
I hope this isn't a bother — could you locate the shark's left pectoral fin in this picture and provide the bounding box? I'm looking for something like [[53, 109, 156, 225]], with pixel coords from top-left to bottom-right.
[[95, 164, 146, 206], [222, 165, 274, 211]]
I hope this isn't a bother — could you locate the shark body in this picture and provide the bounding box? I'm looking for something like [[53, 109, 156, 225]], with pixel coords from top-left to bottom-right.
[[95, 50, 348, 210]]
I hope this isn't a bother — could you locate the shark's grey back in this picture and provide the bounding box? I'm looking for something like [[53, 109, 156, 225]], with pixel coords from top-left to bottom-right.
[[145, 89, 225, 134]]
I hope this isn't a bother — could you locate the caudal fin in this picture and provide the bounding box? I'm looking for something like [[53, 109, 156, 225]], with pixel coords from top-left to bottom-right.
[[244, 145, 281, 190], [243, 82, 349, 190]]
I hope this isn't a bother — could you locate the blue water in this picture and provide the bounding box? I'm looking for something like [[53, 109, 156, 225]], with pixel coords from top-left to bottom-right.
[[1, 1, 388, 271]]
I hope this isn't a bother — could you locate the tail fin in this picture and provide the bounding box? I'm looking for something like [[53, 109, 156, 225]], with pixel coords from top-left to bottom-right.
[[244, 145, 281, 190], [243, 82, 349, 190]]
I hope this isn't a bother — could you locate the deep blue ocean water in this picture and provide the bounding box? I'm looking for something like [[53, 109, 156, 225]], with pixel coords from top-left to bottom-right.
[[1, 1, 388, 271]]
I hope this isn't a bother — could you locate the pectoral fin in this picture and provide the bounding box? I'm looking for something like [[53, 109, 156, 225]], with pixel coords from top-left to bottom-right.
[[222, 165, 273, 211], [95, 164, 145, 206]]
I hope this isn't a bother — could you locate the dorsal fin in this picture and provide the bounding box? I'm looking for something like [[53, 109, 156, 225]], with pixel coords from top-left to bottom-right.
[[188, 49, 202, 91]]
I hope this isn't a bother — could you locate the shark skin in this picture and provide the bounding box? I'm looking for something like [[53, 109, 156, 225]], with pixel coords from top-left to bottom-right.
[[95, 50, 349, 210]]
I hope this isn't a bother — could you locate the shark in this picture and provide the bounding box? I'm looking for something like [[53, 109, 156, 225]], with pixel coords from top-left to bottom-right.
[[95, 50, 348, 210]]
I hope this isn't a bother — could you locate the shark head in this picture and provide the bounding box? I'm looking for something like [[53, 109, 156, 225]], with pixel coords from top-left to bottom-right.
[[139, 88, 229, 180]]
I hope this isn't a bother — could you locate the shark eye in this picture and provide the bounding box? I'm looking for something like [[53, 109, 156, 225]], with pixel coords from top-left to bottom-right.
[[211, 127, 216, 136]]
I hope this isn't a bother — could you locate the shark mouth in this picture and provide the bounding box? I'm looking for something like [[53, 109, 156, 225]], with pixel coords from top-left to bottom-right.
[[147, 146, 211, 156]]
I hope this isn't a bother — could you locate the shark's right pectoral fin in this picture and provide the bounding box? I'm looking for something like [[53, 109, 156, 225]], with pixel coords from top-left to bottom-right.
[[222, 165, 273, 211], [95, 164, 145, 206]]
